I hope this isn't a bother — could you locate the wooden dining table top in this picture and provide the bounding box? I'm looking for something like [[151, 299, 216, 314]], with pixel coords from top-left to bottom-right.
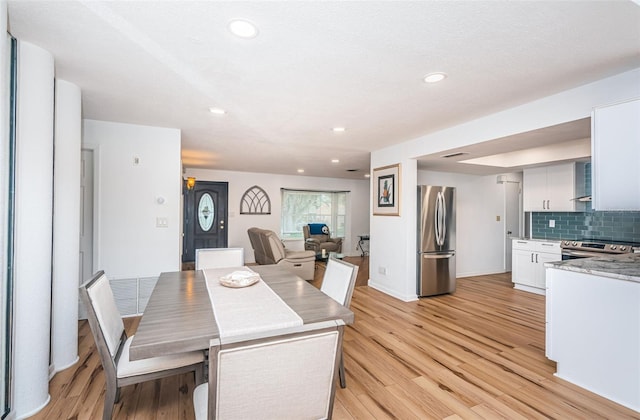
[[129, 265, 354, 361]]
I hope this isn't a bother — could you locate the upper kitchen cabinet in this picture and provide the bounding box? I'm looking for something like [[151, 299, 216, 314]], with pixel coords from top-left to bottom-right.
[[592, 98, 640, 210], [523, 163, 585, 212]]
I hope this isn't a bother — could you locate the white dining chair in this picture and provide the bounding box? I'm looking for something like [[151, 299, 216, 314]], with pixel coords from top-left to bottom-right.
[[79, 271, 205, 420], [320, 257, 359, 388], [193, 320, 344, 420], [195, 247, 245, 270]]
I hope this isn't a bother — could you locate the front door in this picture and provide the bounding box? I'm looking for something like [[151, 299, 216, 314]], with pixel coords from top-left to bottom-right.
[[183, 181, 229, 263]]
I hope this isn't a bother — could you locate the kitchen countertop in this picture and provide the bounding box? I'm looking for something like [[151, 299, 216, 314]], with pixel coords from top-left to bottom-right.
[[545, 253, 640, 283], [512, 237, 560, 243]]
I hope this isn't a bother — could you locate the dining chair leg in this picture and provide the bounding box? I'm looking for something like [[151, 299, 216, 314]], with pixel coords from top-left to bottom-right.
[[338, 352, 346, 389], [103, 386, 117, 420], [195, 363, 205, 385]]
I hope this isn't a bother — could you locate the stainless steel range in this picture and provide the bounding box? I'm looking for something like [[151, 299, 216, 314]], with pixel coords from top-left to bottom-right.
[[560, 239, 638, 260]]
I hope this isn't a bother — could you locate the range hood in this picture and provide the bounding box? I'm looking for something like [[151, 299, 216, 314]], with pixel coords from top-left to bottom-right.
[[571, 195, 592, 202]]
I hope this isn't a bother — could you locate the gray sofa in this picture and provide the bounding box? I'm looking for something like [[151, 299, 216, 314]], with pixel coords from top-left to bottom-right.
[[247, 227, 315, 280]]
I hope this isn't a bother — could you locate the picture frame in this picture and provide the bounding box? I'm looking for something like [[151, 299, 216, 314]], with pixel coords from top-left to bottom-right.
[[372, 163, 401, 216]]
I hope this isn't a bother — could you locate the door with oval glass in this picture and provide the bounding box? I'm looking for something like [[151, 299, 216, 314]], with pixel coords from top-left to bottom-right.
[[182, 181, 229, 263]]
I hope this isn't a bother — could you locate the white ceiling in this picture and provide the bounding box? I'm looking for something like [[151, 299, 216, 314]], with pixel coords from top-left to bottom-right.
[[7, 1, 640, 179]]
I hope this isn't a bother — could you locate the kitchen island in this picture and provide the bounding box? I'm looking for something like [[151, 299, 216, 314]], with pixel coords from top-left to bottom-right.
[[545, 253, 640, 412]]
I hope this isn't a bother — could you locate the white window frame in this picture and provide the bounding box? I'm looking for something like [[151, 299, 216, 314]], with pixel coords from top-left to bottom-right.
[[280, 189, 348, 239]]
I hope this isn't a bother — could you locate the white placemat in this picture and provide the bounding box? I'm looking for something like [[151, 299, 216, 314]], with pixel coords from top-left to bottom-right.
[[204, 267, 303, 338]]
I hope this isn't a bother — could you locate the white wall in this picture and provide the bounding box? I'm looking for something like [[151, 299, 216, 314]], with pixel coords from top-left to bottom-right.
[[370, 68, 640, 301], [83, 120, 182, 279], [368, 157, 418, 301], [184, 168, 370, 262]]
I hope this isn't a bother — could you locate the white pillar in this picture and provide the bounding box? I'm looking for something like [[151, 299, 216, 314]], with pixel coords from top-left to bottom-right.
[[0, 0, 9, 415], [51, 80, 81, 373], [13, 41, 54, 419]]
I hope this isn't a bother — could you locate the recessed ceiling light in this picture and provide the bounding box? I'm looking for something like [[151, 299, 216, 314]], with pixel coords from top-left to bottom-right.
[[331, 159, 340, 163], [364, 173, 371, 178], [332, 127, 346, 133], [297, 169, 305, 173], [423, 72, 447, 83], [229, 19, 259, 39], [209, 107, 226, 115]]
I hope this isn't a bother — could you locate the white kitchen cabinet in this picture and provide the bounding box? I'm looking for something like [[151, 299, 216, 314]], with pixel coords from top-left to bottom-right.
[[592, 98, 640, 210], [522, 167, 547, 211], [546, 268, 640, 411], [523, 163, 582, 212], [511, 239, 561, 294]]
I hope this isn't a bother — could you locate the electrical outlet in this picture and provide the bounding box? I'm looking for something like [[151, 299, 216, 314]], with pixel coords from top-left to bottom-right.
[[549, 219, 555, 228], [378, 267, 386, 275]]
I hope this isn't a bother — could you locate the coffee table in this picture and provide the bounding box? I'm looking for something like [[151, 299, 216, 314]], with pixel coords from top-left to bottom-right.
[[316, 252, 345, 262]]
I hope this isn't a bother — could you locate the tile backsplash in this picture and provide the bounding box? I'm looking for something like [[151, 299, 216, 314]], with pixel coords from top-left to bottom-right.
[[531, 211, 640, 242], [531, 163, 640, 242]]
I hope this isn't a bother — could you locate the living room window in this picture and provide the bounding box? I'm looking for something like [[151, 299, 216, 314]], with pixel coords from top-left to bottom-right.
[[281, 189, 348, 239]]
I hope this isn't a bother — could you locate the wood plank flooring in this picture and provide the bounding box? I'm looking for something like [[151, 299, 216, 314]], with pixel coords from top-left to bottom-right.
[[30, 260, 639, 419]]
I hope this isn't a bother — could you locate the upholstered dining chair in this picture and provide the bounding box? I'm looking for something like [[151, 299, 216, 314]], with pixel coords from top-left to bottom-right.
[[320, 257, 359, 388], [79, 271, 205, 420], [193, 320, 344, 420], [195, 247, 244, 270]]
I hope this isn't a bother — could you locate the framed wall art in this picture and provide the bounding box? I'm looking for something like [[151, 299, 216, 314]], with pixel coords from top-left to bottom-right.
[[373, 163, 400, 216]]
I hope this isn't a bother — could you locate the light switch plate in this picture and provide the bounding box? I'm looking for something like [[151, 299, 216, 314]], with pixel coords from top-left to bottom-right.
[[549, 219, 555, 228], [156, 217, 168, 228]]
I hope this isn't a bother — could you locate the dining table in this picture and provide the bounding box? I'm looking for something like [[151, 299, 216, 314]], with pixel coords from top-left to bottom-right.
[[129, 264, 354, 361]]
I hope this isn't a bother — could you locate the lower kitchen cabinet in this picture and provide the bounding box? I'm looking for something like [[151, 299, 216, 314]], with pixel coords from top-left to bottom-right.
[[546, 267, 640, 411], [512, 239, 561, 294]]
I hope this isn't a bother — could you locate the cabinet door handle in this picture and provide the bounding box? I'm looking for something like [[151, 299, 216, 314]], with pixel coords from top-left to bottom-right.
[[536, 253, 539, 263], [547, 200, 550, 209], [531, 253, 534, 263], [542, 200, 546, 209]]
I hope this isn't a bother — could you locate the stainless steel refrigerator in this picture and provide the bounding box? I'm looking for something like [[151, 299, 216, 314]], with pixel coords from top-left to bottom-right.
[[417, 185, 456, 297]]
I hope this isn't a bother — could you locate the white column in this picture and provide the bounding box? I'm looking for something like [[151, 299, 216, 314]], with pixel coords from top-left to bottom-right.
[[51, 80, 81, 373], [13, 41, 54, 419], [0, 0, 9, 416]]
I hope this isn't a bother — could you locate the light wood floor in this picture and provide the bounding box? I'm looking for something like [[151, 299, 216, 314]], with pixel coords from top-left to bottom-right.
[[31, 260, 639, 419]]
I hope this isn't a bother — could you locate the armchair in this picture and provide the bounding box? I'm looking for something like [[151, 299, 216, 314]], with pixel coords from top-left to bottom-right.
[[303, 224, 343, 254], [247, 227, 315, 280]]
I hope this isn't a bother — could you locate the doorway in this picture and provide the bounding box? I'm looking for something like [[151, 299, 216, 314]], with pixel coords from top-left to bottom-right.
[[504, 181, 521, 271], [182, 181, 229, 263], [78, 149, 94, 319]]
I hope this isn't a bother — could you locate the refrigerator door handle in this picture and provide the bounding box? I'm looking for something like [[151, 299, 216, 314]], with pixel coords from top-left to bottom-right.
[[434, 192, 441, 246], [440, 192, 447, 245], [434, 191, 446, 246], [422, 253, 455, 259]]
